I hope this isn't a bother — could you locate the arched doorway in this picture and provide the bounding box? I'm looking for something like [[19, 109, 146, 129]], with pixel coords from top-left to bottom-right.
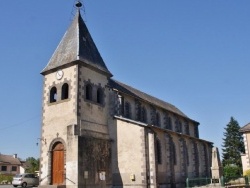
[[51, 142, 64, 185]]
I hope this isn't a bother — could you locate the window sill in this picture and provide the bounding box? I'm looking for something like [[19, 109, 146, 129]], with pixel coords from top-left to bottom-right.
[[48, 98, 70, 106]]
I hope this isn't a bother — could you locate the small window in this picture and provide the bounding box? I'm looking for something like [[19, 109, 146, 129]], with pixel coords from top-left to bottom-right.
[[11, 166, 17, 171], [61, 83, 69, 100], [50, 87, 57, 103], [97, 88, 103, 104], [1, 166, 7, 171], [85, 84, 92, 100]]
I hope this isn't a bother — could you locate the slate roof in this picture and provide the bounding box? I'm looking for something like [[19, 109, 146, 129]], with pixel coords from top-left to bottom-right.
[[240, 123, 250, 133], [0, 154, 21, 165], [41, 10, 112, 77], [109, 79, 198, 123]]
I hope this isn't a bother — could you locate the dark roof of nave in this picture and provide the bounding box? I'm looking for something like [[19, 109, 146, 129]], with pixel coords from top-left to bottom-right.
[[240, 123, 250, 132], [109, 79, 198, 123], [41, 10, 112, 76]]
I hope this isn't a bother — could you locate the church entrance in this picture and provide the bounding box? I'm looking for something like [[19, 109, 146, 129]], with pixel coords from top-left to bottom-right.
[[51, 142, 64, 185]]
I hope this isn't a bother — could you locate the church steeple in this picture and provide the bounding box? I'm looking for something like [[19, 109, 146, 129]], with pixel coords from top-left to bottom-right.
[[41, 8, 112, 77]]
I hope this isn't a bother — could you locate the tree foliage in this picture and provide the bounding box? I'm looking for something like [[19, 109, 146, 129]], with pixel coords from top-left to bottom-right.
[[222, 117, 245, 172], [223, 165, 242, 178], [25, 157, 39, 173]]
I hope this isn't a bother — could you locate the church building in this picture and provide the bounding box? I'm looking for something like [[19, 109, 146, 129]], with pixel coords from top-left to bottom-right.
[[39, 5, 213, 188]]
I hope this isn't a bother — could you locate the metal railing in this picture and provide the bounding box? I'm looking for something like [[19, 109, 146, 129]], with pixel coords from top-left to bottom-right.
[[186, 177, 211, 187], [186, 176, 250, 188]]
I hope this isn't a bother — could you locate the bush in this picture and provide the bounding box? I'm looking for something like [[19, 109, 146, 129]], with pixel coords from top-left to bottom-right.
[[223, 165, 242, 178], [0, 174, 14, 184]]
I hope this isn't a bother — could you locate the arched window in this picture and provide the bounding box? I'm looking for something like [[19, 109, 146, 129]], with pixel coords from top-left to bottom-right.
[[179, 121, 183, 133], [164, 114, 172, 130], [97, 88, 103, 104], [168, 117, 172, 130], [85, 84, 92, 100], [50, 87, 57, 103], [61, 83, 69, 100], [150, 106, 157, 125], [156, 112, 161, 127], [175, 118, 182, 133], [124, 102, 131, 118], [184, 121, 190, 135], [135, 101, 141, 121], [141, 107, 147, 123]]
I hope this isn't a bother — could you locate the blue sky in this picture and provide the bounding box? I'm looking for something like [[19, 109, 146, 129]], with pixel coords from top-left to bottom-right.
[[0, 0, 250, 160]]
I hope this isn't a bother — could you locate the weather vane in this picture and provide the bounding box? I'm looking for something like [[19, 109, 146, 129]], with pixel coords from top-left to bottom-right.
[[69, 0, 85, 21], [75, 1, 82, 8], [74, 0, 85, 17]]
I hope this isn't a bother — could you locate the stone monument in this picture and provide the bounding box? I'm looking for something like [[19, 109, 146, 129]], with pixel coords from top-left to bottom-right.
[[211, 147, 223, 182]]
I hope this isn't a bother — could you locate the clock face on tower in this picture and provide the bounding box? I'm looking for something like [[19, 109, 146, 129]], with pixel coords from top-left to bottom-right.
[[56, 70, 64, 80]]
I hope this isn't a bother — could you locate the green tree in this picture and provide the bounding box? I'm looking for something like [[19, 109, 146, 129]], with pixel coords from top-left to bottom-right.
[[222, 117, 245, 176], [223, 165, 242, 178], [25, 157, 40, 173]]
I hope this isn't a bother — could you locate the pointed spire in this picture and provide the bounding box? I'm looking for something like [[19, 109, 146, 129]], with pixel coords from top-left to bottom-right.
[[41, 7, 112, 77]]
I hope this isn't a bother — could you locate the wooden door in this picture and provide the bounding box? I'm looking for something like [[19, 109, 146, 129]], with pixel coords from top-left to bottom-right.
[[51, 142, 64, 185]]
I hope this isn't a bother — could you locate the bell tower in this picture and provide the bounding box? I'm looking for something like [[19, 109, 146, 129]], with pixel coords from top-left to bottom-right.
[[39, 2, 112, 187]]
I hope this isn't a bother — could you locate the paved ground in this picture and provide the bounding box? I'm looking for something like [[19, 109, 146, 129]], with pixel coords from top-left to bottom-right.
[[0, 186, 13, 188], [0, 185, 36, 188]]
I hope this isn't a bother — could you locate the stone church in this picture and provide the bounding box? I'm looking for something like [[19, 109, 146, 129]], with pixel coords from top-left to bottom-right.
[[39, 6, 213, 188]]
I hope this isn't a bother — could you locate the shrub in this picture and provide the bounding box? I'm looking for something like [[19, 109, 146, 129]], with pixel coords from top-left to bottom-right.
[[0, 174, 14, 184], [223, 165, 242, 178]]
